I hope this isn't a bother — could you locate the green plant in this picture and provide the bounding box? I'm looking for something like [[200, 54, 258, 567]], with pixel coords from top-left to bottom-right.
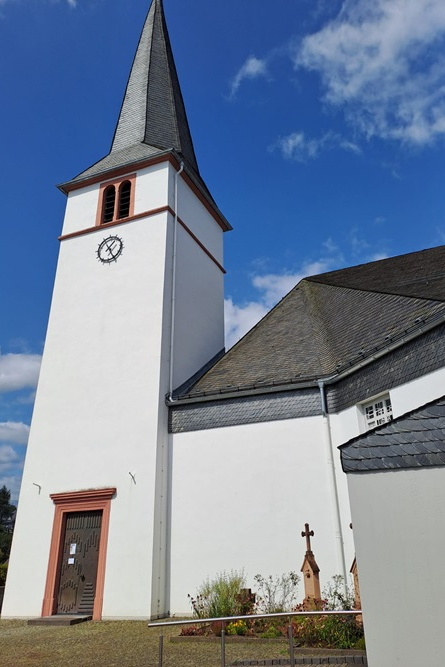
[[0, 486, 16, 565], [253, 572, 300, 613], [188, 570, 247, 618], [260, 625, 282, 639], [316, 614, 364, 649], [226, 620, 248, 636], [0, 562, 7, 586], [322, 575, 355, 611]]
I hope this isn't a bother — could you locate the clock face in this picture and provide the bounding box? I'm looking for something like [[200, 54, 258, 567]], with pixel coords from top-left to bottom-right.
[[97, 235, 124, 264]]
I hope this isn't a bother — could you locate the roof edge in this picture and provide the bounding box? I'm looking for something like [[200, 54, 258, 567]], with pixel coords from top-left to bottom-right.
[[169, 310, 445, 406], [57, 151, 232, 232], [339, 393, 445, 474]]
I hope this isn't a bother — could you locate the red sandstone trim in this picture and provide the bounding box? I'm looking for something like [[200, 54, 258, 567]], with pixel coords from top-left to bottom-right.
[[59, 206, 175, 240], [42, 488, 116, 621], [60, 154, 230, 231], [95, 173, 136, 227], [177, 217, 226, 274], [59, 207, 226, 274]]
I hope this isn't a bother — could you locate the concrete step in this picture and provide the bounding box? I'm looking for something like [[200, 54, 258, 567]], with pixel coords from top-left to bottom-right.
[[27, 615, 92, 627]]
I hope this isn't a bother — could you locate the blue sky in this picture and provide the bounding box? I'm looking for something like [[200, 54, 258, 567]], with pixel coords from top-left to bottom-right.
[[1, 0, 444, 502]]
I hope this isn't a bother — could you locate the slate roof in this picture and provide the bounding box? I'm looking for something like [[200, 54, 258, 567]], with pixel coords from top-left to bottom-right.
[[340, 396, 445, 472], [176, 245, 445, 399], [59, 0, 215, 208]]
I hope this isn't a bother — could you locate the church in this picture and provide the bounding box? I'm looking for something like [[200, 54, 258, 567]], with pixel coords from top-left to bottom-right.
[[3, 0, 445, 621]]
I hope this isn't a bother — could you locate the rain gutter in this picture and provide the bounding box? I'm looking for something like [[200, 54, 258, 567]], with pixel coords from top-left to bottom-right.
[[166, 310, 445, 406]]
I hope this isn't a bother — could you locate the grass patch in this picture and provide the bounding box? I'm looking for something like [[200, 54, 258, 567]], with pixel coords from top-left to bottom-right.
[[0, 619, 289, 667]]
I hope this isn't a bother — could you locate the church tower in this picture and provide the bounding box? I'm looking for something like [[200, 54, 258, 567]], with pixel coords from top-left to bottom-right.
[[3, 0, 230, 621]]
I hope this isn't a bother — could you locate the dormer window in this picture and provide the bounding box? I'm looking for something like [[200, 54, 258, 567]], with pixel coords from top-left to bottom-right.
[[96, 174, 136, 226]]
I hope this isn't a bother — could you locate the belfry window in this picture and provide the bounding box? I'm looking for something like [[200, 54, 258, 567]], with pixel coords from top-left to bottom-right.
[[118, 181, 131, 219], [103, 186, 116, 223], [96, 174, 136, 227]]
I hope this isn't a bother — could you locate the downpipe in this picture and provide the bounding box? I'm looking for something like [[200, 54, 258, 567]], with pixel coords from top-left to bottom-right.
[[169, 161, 184, 398], [318, 380, 348, 594]]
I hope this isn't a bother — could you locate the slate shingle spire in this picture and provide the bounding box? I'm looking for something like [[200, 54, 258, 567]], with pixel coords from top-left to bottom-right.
[[61, 0, 209, 190], [111, 0, 198, 172]]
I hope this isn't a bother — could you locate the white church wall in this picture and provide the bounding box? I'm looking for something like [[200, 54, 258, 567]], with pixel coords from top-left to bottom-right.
[[172, 165, 225, 264], [390, 366, 445, 418], [172, 224, 225, 389], [60, 163, 170, 238], [136, 163, 170, 214], [169, 415, 354, 615], [3, 212, 172, 619], [347, 466, 445, 667], [323, 411, 357, 569], [62, 183, 101, 236]]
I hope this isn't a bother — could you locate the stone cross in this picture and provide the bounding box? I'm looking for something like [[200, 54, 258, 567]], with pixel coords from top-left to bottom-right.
[[301, 523, 314, 552], [300, 522, 321, 606]]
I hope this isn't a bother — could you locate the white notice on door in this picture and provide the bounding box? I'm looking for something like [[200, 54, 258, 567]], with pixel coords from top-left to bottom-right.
[[68, 557, 75, 565], [70, 543, 76, 555]]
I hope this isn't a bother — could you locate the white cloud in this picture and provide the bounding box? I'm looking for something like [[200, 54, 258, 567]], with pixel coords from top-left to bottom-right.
[[225, 256, 341, 348], [230, 56, 269, 98], [224, 233, 390, 349], [271, 130, 362, 161], [0, 351, 41, 393], [0, 422, 30, 446], [0, 445, 20, 465], [0, 475, 22, 504], [252, 259, 334, 307], [367, 252, 389, 262], [294, 0, 445, 146], [224, 298, 269, 350]]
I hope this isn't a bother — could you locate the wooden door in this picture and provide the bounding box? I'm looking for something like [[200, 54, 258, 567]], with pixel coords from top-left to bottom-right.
[[56, 510, 102, 615]]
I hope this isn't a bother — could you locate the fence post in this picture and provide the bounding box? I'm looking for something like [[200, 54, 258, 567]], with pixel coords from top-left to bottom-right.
[[221, 621, 226, 667], [288, 621, 295, 667]]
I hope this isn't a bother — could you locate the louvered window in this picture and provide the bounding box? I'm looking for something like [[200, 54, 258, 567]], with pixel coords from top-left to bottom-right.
[[118, 181, 131, 219], [97, 174, 136, 227], [103, 186, 116, 223], [363, 395, 392, 430]]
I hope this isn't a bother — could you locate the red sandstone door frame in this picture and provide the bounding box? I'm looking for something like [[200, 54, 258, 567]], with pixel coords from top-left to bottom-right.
[[42, 488, 116, 621]]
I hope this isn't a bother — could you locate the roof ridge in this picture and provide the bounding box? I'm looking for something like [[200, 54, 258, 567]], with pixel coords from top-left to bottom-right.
[[306, 275, 445, 303], [300, 280, 338, 374]]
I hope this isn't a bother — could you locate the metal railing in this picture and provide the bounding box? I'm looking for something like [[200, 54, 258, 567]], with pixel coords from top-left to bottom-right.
[[148, 609, 362, 667]]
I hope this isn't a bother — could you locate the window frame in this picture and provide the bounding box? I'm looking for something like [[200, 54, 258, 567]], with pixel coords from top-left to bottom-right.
[[96, 173, 136, 227], [360, 393, 393, 431]]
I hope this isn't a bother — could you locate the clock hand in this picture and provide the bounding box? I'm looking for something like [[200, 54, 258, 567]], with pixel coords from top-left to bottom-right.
[[105, 241, 117, 255]]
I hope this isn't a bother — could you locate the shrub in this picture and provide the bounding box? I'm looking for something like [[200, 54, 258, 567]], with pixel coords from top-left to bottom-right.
[[260, 624, 282, 639], [179, 624, 205, 636], [290, 576, 364, 649], [322, 575, 355, 611], [0, 562, 7, 586], [188, 570, 247, 618], [253, 572, 300, 613]]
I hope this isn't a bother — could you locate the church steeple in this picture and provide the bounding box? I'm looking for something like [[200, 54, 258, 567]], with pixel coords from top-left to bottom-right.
[[111, 0, 198, 172], [61, 0, 210, 193]]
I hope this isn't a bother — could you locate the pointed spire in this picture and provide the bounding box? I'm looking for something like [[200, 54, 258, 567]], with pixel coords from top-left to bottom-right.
[[60, 1, 231, 231], [63, 0, 203, 187], [111, 0, 198, 172]]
